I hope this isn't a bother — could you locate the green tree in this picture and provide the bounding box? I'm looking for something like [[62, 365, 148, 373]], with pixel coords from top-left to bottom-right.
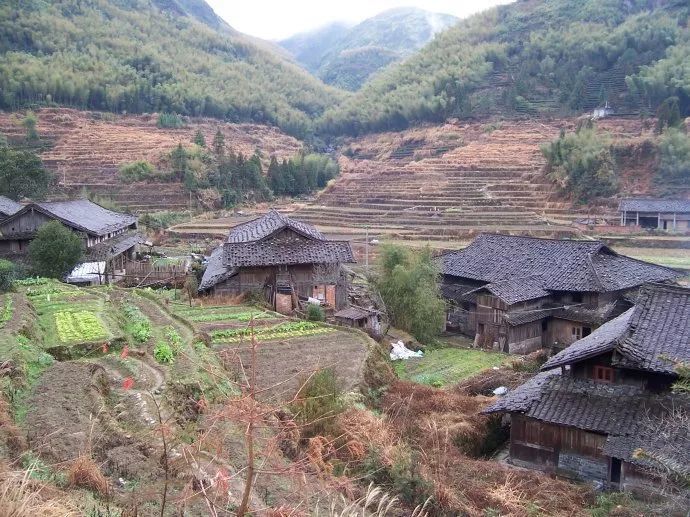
[[28, 221, 83, 279], [656, 96, 682, 132], [0, 147, 52, 200], [212, 129, 225, 157], [170, 143, 188, 181], [193, 130, 206, 147], [21, 111, 38, 141], [375, 244, 445, 344]]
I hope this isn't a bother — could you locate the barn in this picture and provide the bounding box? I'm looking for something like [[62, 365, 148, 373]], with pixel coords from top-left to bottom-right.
[[199, 210, 355, 313]]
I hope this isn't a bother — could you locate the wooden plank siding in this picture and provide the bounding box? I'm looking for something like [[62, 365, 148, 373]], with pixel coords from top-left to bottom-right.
[[510, 415, 609, 481]]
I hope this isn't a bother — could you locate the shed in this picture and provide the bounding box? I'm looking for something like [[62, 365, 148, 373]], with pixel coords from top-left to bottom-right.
[[334, 306, 381, 333], [618, 198, 690, 232]]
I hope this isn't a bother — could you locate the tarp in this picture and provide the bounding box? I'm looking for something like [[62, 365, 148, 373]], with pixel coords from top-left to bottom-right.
[[390, 340, 423, 360], [66, 261, 105, 284]]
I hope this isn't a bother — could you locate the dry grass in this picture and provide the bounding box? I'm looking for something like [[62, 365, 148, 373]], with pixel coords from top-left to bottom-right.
[[67, 455, 108, 495], [320, 483, 429, 517], [369, 381, 593, 516], [0, 397, 26, 455], [0, 466, 79, 517]]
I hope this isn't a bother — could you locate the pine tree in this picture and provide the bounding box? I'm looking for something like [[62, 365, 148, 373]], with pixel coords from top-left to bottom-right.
[[193, 130, 206, 147], [212, 129, 225, 157], [170, 143, 188, 181]]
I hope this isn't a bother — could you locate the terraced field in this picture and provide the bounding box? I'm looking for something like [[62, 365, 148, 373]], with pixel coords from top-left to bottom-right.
[[168, 298, 370, 399], [293, 119, 645, 243], [0, 108, 302, 212], [171, 118, 652, 249]]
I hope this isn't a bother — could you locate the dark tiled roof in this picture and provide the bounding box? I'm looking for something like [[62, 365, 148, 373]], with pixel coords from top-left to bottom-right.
[[474, 275, 550, 305], [226, 210, 324, 243], [619, 198, 690, 213], [543, 284, 690, 374], [505, 308, 554, 326], [542, 308, 634, 370], [5, 199, 137, 236], [198, 247, 237, 291], [84, 231, 144, 261], [440, 234, 679, 293], [485, 372, 690, 470], [603, 400, 690, 474], [486, 373, 646, 433], [591, 253, 678, 291], [223, 240, 354, 267], [551, 299, 629, 326], [0, 196, 22, 217], [615, 284, 690, 374], [483, 370, 561, 414]]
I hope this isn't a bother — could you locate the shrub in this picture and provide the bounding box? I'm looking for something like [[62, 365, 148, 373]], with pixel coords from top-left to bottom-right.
[[306, 303, 325, 322], [541, 124, 617, 203], [68, 455, 108, 495], [291, 368, 343, 438], [657, 127, 690, 185], [157, 112, 185, 128], [118, 160, 155, 182], [139, 210, 190, 231], [22, 111, 39, 141], [28, 221, 83, 279], [153, 341, 174, 363], [123, 304, 151, 343], [0, 259, 16, 291]]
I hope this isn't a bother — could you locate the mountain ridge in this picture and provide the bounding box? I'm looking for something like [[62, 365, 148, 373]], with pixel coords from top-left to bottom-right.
[[0, 0, 343, 138], [280, 7, 458, 91]]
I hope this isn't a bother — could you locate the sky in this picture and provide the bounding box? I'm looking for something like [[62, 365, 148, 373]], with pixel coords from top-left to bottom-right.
[[206, 1, 514, 40]]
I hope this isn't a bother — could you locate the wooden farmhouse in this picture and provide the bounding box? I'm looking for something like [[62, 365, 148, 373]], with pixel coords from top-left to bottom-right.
[[199, 210, 355, 313], [619, 198, 690, 232], [0, 199, 142, 284], [439, 234, 679, 354], [485, 283, 690, 493]]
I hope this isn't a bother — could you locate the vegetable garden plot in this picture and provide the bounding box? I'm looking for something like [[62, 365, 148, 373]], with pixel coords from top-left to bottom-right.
[[211, 321, 335, 344], [176, 309, 277, 323], [54, 310, 108, 343]]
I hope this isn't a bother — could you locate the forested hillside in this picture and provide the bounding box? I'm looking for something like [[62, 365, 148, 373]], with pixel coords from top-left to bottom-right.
[[0, 0, 343, 138], [281, 8, 457, 91], [319, 0, 690, 135]]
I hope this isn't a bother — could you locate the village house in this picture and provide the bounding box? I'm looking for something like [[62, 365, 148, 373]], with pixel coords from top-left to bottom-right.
[[484, 283, 690, 494], [199, 210, 355, 313], [439, 234, 679, 354], [619, 198, 690, 232], [0, 199, 142, 284]]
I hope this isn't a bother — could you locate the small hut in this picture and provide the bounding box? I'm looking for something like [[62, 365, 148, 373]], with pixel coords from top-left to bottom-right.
[[334, 306, 381, 334]]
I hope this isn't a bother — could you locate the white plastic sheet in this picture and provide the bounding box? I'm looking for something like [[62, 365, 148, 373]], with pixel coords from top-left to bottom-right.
[[390, 340, 423, 360]]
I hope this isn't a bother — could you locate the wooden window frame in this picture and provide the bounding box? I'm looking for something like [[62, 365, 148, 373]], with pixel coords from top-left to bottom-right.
[[571, 326, 582, 340], [593, 365, 614, 383]]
